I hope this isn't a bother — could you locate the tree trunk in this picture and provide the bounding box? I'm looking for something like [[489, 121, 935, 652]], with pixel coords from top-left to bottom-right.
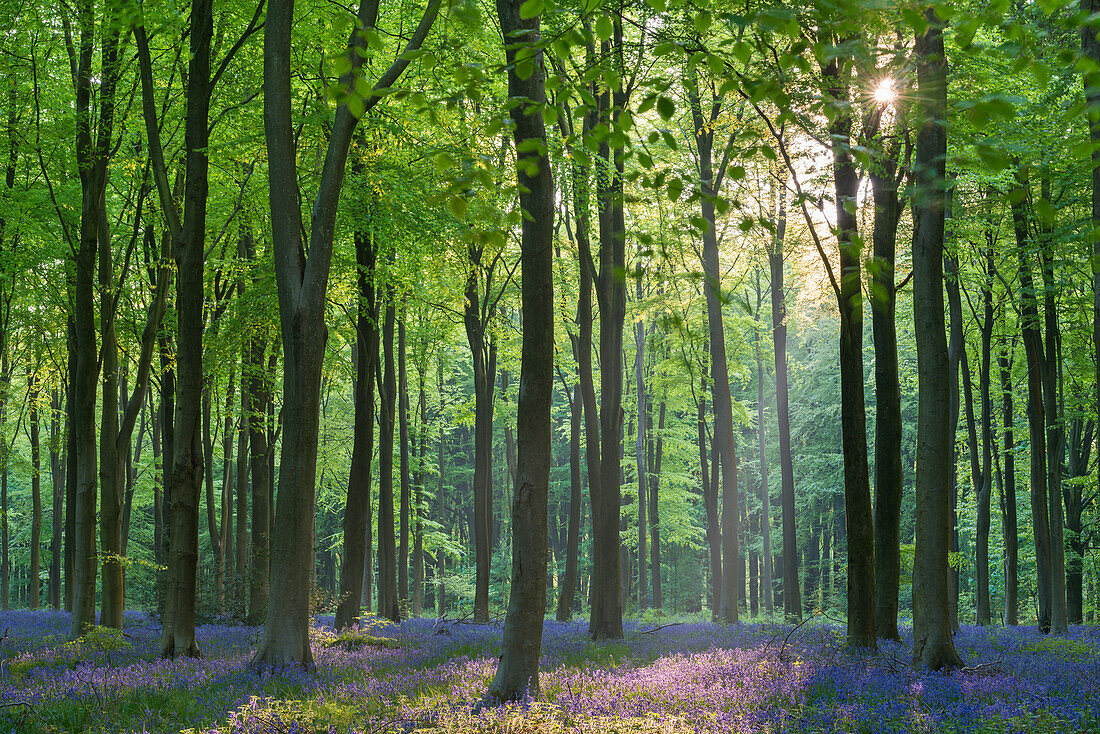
[[336, 226, 378, 630], [253, 0, 438, 668], [50, 389, 63, 609], [246, 334, 270, 625], [412, 368, 426, 617], [998, 348, 1019, 626], [688, 78, 739, 626], [464, 251, 496, 625], [1038, 181, 1068, 635], [649, 399, 665, 611], [753, 277, 773, 616], [911, 8, 962, 670], [377, 293, 400, 623], [156, 0, 213, 658], [589, 29, 628, 641], [1010, 166, 1054, 634], [482, 0, 553, 698], [71, 4, 122, 637], [556, 384, 582, 621], [768, 195, 801, 622], [868, 123, 904, 641], [974, 228, 996, 626], [698, 370, 721, 620], [634, 288, 647, 612], [945, 248, 963, 635], [29, 369, 41, 609], [398, 312, 410, 609], [824, 48, 876, 647]]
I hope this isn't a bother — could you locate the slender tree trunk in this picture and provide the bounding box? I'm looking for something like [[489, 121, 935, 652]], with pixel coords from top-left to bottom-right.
[[29, 369, 41, 609], [974, 231, 996, 626], [649, 398, 664, 611], [482, 0, 553, 698], [589, 30, 628, 640], [911, 8, 962, 670], [768, 197, 801, 621], [687, 79, 739, 626], [464, 254, 496, 625], [336, 226, 378, 630], [945, 248, 964, 634], [436, 358, 446, 615], [1038, 183, 1068, 635], [1081, 3, 1100, 608], [246, 335, 270, 625], [698, 369, 721, 620], [377, 293, 400, 623], [998, 348, 1019, 626], [753, 277, 773, 617], [50, 388, 62, 609], [869, 127, 904, 640], [1010, 166, 1054, 634], [398, 312, 410, 609], [557, 384, 582, 621], [823, 47, 876, 647], [235, 228, 255, 606], [412, 369, 426, 617], [634, 288, 647, 612]]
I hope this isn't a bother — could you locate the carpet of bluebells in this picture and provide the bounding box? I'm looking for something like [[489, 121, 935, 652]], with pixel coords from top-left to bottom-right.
[[0, 610, 1097, 733]]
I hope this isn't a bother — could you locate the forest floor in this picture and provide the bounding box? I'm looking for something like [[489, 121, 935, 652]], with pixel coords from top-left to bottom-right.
[[0, 610, 1096, 733]]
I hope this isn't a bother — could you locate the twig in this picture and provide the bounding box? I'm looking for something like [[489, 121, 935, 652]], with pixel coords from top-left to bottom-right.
[[629, 622, 683, 639]]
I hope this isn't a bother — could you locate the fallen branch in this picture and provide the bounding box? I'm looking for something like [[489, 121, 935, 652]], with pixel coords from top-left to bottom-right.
[[629, 622, 684, 639]]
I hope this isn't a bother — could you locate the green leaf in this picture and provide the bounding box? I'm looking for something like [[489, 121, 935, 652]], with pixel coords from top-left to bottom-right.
[[656, 96, 676, 121], [595, 15, 614, 41], [694, 10, 712, 35], [519, 0, 543, 19], [668, 177, 683, 200], [347, 94, 365, 118], [449, 195, 468, 220]]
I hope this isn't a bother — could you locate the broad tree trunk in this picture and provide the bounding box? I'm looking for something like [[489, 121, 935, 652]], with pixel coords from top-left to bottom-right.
[[482, 0, 553, 698], [911, 8, 962, 670]]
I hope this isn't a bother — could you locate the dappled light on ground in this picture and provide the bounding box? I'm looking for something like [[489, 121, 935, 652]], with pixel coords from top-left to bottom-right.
[[0, 610, 1097, 733]]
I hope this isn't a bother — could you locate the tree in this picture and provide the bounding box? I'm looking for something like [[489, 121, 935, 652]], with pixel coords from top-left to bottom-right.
[[254, 0, 439, 667], [911, 6, 962, 671], [481, 0, 553, 701]]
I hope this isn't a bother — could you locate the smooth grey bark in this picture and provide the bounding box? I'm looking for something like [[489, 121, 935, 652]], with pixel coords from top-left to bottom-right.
[[911, 7, 962, 671], [634, 281, 647, 612], [556, 383, 582, 621], [752, 272, 773, 616], [398, 312, 410, 609], [482, 0, 553, 700]]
